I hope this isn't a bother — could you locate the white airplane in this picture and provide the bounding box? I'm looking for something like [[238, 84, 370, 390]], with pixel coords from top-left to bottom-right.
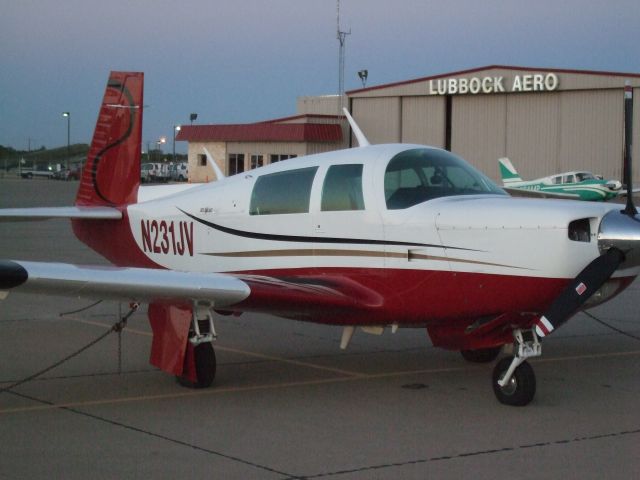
[[1, 72, 639, 406], [499, 157, 623, 201]]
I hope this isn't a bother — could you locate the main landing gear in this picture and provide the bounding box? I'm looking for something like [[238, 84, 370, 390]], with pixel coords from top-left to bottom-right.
[[491, 329, 541, 406], [177, 303, 217, 389]]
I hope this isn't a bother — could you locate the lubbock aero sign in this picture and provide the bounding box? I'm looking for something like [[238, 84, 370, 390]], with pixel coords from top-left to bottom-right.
[[428, 73, 559, 95]]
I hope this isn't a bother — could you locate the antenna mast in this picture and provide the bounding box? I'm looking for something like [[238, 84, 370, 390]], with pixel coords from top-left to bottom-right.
[[337, 0, 351, 115]]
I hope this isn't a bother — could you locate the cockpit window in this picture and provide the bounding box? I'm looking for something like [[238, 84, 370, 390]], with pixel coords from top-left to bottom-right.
[[575, 172, 595, 182], [384, 148, 505, 209]]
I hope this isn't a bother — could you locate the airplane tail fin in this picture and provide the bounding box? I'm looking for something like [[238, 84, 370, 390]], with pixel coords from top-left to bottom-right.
[[498, 157, 522, 185], [75, 72, 144, 207]]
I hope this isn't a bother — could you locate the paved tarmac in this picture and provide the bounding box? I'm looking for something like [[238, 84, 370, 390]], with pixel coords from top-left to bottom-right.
[[0, 176, 639, 479]]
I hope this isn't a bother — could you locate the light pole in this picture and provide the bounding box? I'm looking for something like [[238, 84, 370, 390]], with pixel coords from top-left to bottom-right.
[[173, 125, 181, 163], [62, 112, 70, 169]]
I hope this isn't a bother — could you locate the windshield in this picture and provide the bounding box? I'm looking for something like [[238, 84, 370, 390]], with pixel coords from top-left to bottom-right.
[[385, 148, 505, 209], [575, 172, 596, 182]]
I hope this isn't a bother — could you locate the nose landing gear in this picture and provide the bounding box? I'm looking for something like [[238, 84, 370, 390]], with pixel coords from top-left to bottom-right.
[[492, 329, 541, 406]]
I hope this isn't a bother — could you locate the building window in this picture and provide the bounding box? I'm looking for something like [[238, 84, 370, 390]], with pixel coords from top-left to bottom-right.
[[250, 155, 264, 169], [270, 154, 297, 164], [249, 167, 318, 215], [198, 154, 207, 166], [321, 164, 365, 211], [228, 154, 245, 176]]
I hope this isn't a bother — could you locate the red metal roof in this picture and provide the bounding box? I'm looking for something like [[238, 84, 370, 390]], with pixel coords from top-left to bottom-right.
[[176, 123, 342, 143]]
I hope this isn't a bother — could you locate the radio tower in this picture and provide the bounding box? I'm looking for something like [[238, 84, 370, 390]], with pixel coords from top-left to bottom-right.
[[337, 0, 351, 115]]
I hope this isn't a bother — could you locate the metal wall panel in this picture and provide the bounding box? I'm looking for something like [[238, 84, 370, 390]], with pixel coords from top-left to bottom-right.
[[351, 97, 401, 144], [451, 94, 507, 177], [505, 92, 560, 181], [558, 90, 623, 180], [401, 96, 446, 147]]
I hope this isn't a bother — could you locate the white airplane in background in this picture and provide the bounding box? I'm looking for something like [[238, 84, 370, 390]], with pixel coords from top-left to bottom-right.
[[1, 72, 639, 406]]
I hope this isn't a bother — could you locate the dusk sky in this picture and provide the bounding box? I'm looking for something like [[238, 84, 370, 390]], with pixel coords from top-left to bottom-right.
[[2, 0, 639, 153]]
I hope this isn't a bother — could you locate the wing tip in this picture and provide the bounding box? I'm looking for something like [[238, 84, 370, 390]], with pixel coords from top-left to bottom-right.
[[0, 260, 28, 289]]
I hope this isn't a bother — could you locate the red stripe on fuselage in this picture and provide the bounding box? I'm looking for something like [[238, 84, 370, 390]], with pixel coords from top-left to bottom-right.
[[232, 267, 572, 325]]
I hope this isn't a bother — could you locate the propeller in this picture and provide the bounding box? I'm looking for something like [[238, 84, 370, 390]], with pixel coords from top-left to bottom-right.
[[536, 81, 638, 337], [534, 247, 624, 337]]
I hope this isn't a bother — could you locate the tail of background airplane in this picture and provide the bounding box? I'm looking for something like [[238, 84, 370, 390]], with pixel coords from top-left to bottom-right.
[[498, 157, 523, 186], [75, 72, 144, 207]]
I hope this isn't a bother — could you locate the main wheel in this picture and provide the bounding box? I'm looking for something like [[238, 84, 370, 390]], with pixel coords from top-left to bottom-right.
[[460, 346, 502, 363], [492, 357, 536, 406], [177, 342, 217, 388]]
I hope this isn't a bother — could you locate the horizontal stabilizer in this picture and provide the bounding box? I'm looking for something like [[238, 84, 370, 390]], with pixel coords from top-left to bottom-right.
[[0, 206, 122, 222], [0, 260, 250, 307]]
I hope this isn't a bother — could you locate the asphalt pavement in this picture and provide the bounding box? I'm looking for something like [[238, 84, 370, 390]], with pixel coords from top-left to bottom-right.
[[0, 176, 639, 479]]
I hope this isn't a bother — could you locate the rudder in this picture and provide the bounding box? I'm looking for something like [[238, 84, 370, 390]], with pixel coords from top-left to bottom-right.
[[498, 157, 522, 185], [76, 72, 143, 207]]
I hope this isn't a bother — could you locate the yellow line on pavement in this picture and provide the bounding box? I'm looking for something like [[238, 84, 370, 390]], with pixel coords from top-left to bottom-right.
[[67, 316, 366, 377], [2, 350, 640, 415]]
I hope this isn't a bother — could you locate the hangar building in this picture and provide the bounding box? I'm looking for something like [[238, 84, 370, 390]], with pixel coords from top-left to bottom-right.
[[176, 114, 346, 182], [346, 65, 640, 184]]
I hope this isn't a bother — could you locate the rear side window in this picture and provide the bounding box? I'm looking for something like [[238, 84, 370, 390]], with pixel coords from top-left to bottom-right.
[[250, 167, 318, 215], [321, 164, 365, 211]]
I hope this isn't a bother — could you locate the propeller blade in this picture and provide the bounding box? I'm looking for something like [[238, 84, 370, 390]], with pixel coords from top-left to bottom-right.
[[534, 248, 624, 337]]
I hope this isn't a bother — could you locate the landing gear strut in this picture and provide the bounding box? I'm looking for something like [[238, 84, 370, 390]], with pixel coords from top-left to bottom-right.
[[177, 303, 217, 388], [492, 329, 540, 406]]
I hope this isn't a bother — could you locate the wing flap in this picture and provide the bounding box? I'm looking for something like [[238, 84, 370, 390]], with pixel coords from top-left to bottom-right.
[[0, 260, 249, 307], [0, 206, 122, 222]]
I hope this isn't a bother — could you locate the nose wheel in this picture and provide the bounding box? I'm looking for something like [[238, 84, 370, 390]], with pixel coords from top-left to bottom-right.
[[492, 356, 536, 406], [491, 329, 541, 406]]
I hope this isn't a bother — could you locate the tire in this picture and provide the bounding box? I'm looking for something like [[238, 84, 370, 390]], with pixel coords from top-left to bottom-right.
[[177, 342, 216, 389], [460, 346, 502, 363], [492, 357, 536, 406]]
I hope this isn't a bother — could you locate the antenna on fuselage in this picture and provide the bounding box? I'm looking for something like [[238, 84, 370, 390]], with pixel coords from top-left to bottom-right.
[[202, 147, 225, 181], [342, 108, 370, 147]]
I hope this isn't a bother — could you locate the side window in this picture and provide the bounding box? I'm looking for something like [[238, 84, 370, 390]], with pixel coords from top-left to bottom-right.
[[228, 154, 245, 176], [250, 155, 264, 169], [250, 166, 318, 215], [321, 164, 365, 211], [563, 174, 575, 184]]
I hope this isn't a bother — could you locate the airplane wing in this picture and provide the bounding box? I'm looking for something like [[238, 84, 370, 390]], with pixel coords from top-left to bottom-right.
[[503, 187, 580, 200], [0, 206, 122, 221], [616, 187, 640, 197], [0, 260, 249, 306]]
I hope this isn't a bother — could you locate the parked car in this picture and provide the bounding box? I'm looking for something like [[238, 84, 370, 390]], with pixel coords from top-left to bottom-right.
[[141, 163, 170, 183], [141, 163, 154, 183], [19, 168, 54, 179], [169, 162, 188, 181], [51, 166, 82, 181]]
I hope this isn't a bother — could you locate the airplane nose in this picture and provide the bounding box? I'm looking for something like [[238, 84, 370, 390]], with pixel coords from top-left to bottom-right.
[[598, 210, 640, 267], [606, 180, 622, 191]]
